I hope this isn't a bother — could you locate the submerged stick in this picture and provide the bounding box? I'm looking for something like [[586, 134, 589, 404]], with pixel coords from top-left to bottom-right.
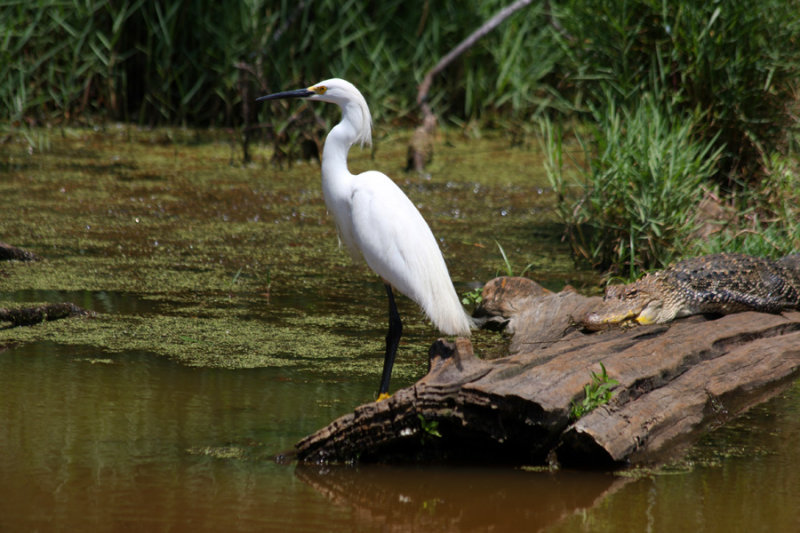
[[0, 303, 92, 327], [0, 242, 38, 261]]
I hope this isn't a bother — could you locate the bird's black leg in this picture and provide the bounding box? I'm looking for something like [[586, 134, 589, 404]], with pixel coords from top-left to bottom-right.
[[378, 283, 402, 399]]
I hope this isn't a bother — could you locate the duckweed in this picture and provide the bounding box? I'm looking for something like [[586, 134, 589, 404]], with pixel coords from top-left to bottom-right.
[[1, 127, 593, 375]]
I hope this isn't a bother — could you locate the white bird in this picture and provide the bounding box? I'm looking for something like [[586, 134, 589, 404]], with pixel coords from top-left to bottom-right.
[[257, 78, 473, 400]]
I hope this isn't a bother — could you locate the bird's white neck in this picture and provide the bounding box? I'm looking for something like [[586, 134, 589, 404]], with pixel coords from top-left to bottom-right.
[[321, 119, 356, 182], [321, 100, 370, 183]]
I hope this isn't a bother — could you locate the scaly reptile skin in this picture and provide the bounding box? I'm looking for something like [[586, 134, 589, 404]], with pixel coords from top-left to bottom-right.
[[582, 253, 800, 329]]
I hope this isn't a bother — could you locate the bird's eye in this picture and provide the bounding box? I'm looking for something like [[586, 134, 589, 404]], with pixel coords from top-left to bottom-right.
[[314, 85, 327, 95]]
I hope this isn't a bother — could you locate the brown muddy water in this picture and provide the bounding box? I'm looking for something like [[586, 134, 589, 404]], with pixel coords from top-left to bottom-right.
[[1, 127, 799, 531]]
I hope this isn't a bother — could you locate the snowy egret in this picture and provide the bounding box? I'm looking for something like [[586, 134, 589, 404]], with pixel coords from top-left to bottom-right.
[[257, 78, 473, 399]]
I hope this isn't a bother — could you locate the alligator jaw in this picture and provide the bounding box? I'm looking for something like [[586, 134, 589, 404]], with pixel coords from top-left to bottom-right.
[[582, 309, 640, 331]]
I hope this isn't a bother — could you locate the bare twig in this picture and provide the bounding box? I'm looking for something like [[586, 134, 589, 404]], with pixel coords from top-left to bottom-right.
[[410, 0, 535, 173], [416, 0, 535, 108]]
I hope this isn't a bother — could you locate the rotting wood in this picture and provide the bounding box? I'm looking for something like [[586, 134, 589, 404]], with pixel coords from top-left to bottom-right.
[[294, 277, 800, 467], [558, 323, 800, 466]]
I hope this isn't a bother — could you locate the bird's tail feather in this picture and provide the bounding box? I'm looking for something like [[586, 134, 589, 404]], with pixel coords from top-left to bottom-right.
[[422, 269, 474, 337]]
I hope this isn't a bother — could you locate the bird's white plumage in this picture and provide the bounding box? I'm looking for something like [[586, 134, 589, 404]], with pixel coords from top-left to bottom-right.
[[348, 171, 471, 336], [310, 78, 472, 336]]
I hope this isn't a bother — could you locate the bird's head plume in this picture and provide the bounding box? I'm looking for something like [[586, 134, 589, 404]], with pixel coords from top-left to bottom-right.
[[257, 78, 372, 148]]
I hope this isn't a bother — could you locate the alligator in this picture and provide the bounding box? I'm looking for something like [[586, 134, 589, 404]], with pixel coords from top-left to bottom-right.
[[582, 253, 800, 330]]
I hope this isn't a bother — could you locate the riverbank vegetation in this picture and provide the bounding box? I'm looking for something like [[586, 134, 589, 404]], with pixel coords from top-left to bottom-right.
[[3, 0, 799, 277], [542, 0, 800, 275]]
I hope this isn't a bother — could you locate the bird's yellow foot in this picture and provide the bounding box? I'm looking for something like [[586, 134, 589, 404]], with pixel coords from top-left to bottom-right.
[[376, 392, 391, 402]]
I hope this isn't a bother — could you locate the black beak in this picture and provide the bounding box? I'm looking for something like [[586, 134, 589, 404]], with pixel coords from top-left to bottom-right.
[[256, 88, 314, 102]]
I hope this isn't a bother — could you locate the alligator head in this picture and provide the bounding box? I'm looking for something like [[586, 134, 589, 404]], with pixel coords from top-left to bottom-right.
[[582, 272, 677, 330]]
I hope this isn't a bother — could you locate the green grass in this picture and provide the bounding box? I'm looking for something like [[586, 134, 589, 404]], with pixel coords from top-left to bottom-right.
[[553, 0, 800, 184], [5, 0, 797, 170], [494, 240, 534, 277], [0, 1, 559, 139], [543, 95, 722, 277], [539, 0, 800, 275], [694, 153, 800, 258]]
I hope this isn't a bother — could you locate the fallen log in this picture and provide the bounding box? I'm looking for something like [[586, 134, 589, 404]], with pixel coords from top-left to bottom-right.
[[294, 277, 800, 467]]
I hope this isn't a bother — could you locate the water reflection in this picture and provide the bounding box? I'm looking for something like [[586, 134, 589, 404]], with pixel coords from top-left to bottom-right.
[[548, 381, 800, 533], [2, 342, 798, 531], [0, 342, 371, 531], [296, 463, 626, 532]]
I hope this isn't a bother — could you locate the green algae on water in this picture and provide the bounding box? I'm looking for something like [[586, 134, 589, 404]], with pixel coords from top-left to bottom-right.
[[1, 126, 591, 372]]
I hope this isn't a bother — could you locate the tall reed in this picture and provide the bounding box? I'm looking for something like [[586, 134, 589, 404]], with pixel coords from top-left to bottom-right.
[[543, 95, 722, 277], [552, 0, 800, 184], [3, 0, 798, 274], [1, 0, 557, 131]]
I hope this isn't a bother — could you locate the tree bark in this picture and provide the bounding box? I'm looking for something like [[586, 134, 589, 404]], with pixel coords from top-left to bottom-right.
[[294, 277, 800, 467]]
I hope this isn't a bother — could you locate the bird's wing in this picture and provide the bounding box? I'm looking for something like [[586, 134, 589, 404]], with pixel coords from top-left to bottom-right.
[[348, 171, 442, 300], [348, 171, 473, 336]]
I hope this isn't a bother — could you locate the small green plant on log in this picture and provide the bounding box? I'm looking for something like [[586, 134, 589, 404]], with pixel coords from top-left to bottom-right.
[[417, 414, 442, 443], [570, 362, 619, 420], [461, 287, 483, 307]]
